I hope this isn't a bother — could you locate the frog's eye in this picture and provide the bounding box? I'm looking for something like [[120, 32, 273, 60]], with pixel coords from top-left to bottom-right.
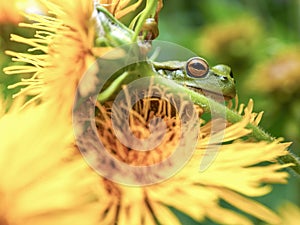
[[186, 57, 209, 78]]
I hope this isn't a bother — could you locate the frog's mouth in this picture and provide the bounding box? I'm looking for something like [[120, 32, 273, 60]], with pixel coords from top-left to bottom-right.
[[187, 86, 233, 101]]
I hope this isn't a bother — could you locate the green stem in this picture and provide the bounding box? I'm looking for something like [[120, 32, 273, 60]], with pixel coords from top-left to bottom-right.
[[186, 85, 300, 174]]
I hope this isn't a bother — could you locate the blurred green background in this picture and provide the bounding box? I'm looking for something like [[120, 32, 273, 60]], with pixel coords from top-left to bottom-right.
[[1, 0, 300, 224]]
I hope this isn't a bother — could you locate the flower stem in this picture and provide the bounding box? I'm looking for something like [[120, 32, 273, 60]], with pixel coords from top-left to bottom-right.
[[184, 85, 300, 175]]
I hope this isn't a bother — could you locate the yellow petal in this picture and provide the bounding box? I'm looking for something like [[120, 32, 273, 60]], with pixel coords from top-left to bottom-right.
[[213, 187, 281, 224]]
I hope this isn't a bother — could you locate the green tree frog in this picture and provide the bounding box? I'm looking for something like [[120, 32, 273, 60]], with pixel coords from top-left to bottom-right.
[[152, 57, 236, 100]]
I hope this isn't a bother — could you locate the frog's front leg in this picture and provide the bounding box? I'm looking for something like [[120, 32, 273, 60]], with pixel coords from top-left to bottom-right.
[[94, 5, 134, 47], [94, 4, 159, 49]]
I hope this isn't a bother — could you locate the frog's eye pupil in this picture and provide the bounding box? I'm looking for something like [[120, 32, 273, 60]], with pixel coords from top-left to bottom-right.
[[186, 57, 209, 78]]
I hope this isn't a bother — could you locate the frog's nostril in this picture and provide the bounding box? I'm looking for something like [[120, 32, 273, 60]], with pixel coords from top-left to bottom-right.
[[220, 76, 228, 81]]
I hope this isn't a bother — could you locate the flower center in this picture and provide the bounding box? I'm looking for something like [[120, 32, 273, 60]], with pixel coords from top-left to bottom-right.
[[95, 97, 182, 166]]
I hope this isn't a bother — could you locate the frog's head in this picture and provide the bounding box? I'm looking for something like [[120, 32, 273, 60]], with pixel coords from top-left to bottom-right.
[[166, 57, 236, 100]]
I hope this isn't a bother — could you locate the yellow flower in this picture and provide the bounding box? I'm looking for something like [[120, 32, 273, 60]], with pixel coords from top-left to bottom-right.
[[3, 0, 155, 115], [91, 92, 292, 225], [2, 1, 294, 225], [0, 100, 100, 225], [248, 47, 300, 95], [3, 0, 163, 114], [4, 0, 97, 116]]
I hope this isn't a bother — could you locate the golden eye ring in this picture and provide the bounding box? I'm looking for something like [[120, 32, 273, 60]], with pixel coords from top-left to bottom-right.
[[185, 57, 209, 78]]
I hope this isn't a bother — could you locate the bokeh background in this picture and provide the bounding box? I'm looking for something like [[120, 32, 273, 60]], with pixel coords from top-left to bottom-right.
[[0, 0, 300, 224]]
